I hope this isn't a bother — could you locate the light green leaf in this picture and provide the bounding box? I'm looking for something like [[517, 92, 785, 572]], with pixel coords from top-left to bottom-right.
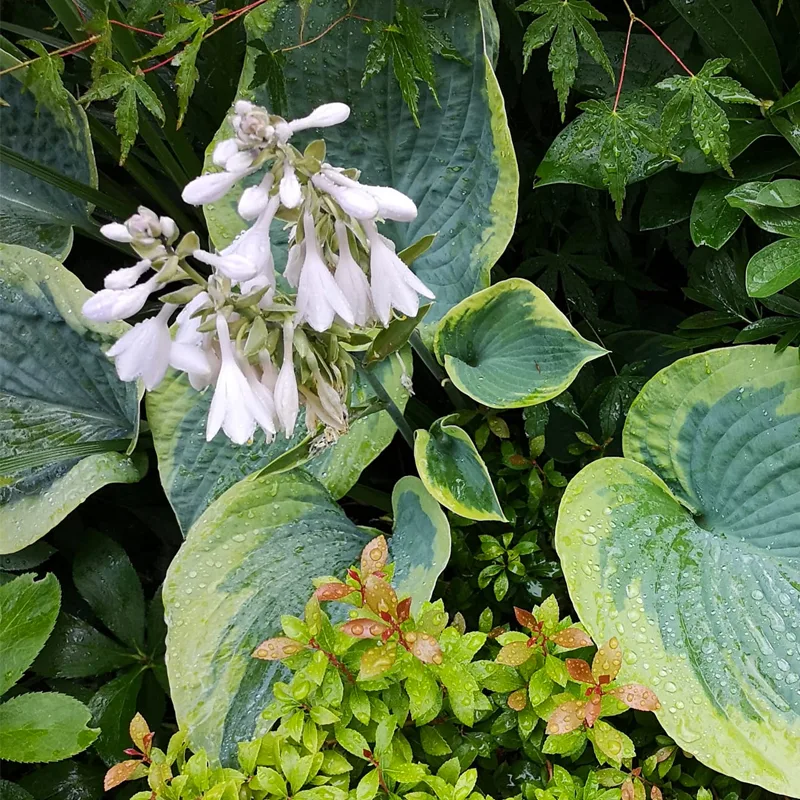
[[0, 573, 60, 695], [690, 176, 744, 249], [0, 49, 96, 259], [390, 476, 451, 612], [0, 245, 145, 555], [205, 0, 518, 333], [434, 278, 606, 408], [414, 416, 505, 522], [745, 238, 800, 297], [147, 350, 411, 534], [0, 692, 99, 763], [164, 470, 369, 764], [755, 179, 800, 208], [556, 345, 800, 795]]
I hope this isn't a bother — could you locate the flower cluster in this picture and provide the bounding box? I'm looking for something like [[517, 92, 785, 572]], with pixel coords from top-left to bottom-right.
[[82, 101, 434, 446]]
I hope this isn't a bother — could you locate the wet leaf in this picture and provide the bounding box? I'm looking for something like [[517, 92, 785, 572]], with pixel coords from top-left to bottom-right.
[[315, 582, 356, 602], [592, 638, 623, 682], [396, 597, 412, 623], [252, 637, 305, 660], [128, 713, 151, 754], [408, 631, 444, 665], [363, 574, 398, 618], [546, 699, 587, 734], [565, 658, 595, 684], [103, 759, 144, 791], [514, 607, 537, 630], [551, 626, 594, 650], [360, 535, 389, 576], [497, 641, 533, 667], [359, 643, 397, 680], [340, 619, 390, 640], [610, 683, 661, 711], [508, 688, 528, 711]]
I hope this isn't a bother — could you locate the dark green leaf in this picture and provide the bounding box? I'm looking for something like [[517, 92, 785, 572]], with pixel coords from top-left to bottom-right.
[[88, 668, 145, 766]]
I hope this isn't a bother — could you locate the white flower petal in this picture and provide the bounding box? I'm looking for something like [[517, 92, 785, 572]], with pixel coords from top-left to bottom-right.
[[288, 102, 350, 132], [100, 223, 133, 243], [279, 162, 303, 208], [104, 259, 152, 290], [83, 276, 158, 323], [212, 138, 239, 167], [193, 249, 259, 281], [274, 322, 299, 437], [238, 186, 269, 220], [182, 171, 243, 205]]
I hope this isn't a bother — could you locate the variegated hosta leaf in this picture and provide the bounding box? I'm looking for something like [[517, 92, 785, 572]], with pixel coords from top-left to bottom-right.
[[164, 470, 370, 764], [0, 245, 144, 554], [556, 345, 800, 795], [205, 0, 517, 334], [147, 348, 411, 534], [434, 278, 607, 408]]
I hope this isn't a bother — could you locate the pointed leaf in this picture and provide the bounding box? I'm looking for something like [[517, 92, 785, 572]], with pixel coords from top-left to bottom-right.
[[104, 759, 145, 791], [497, 641, 533, 667], [514, 607, 537, 630], [551, 627, 594, 650], [361, 535, 389, 576], [546, 700, 587, 734], [359, 643, 397, 680], [252, 637, 306, 660], [363, 574, 398, 618], [592, 639, 623, 682], [611, 684, 661, 711], [565, 658, 595, 684], [340, 619, 390, 640], [408, 631, 443, 665], [315, 582, 356, 602]]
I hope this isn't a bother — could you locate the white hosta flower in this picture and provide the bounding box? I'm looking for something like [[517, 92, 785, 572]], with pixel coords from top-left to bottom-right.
[[296, 212, 354, 331], [274, 322, 299, 437], [100, 222, 133, 243], [288, 103, 350, 133], [106, 303, 175, 390], [160, 216, 178, 243], [225, 150, 256, 174], [232, 104, 274, 147], [334, 221, 372, 326], [241, 359, 277, 441], [174, 291, 210, 346], [365, 221, 435, 326], [222, 193, 280, 289], [284, 241, 304, 288], [173, 293, 219, 390], [193, 249, 260, 282], [238, 173, 275, 221], [82, 274, 159, 323], [315, 373, 347, 429], [126, 207, 162, 244], [183, 169, 249, 206], [311, 172, 379, 220], [213, 138, 239, 167], [279, 161, 302, 208], [259, 351, 279, 392], [104, 259, 151, 290], [323, 167, 417, 222], [206, 315, 275, 445]]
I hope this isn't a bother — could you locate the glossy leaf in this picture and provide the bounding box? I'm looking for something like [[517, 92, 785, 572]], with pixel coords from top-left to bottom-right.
[[315, 582, 357, 602], [88, 668, 145, 766], [497, 641, 533, 667], [557, 345, 800, 795], [341, 620, 389, 640], [508, 688, 528, 711], [128, 713, 151, 754], [611, 684, 661, 712], [360, 535, 388, 577], [514, 607, 537, 630], [546, 700, 586, 734], [415, 415, 505, 522], [408, 631, 443, 664], [726, 182, 800, 237], [164, 471, 369, 763], [0, 245, 144, 554], [360, 643, 397, 680], [434, 278, 606, 408], [745, 238, 800, 297], [364, 574, 398, 618], [565, 658, 594, 685], [252, 637, 306, 659], [104, 759, 145, 791], [205, 0, 518, 332], [690, 176, 744, 249], [592, 638, 622, 682], [0, 49, 96, 259], [147, 349, 412, 534], [551, 627, 594, 649], [755, 178, 800, 208]]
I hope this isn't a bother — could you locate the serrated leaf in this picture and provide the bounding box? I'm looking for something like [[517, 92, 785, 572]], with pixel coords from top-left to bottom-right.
[[174, 16, 212, 127]]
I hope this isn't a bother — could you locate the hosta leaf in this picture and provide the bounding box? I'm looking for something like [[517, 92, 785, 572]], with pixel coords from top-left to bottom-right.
[[556, 345, 800, 795], [204, 0, 517, 333], [0, 245, 144, 554], [0, 692, 98, 763], [414, 415, 505, 522], [434, 278, 606, 408], [164, 470, 369, 764], [0, 573, 60, 695], [390, 476, 451, 613], [0, 49, 96, 259], [745, 238, 800, 298], [147, 349, 411, 534]]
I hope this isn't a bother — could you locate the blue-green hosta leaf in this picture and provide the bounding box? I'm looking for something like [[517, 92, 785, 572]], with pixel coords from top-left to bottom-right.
[[204, 0, 518, 333], [147, 349, 411, 534], [726, 182, 800, 238], [556, 345, 800, 795], [414, 415, 505, 522], [434, 278, 606, 408], [0, 50, 96, 259], [0, 245, 145, 555], [0, 573, 60, 695], [0, 692, 99, 763], [390, 476, 451, 613], [164, 470, 370, 764], [745, 238, 800, 298]]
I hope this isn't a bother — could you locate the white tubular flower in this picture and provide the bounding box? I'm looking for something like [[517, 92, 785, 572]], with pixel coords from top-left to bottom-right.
[[160, 216, 178, 243], [296, 212, 354, 331], [284, 241, 305, 288], [238, 173, 275, 221], [183, 170, 247, 206], [175, 291, 210, 346], [106, 303, 175, 390], [365, 221, 435, 326], [225, 150, 256, 174], [311, 172, 379, 220], [104, 259, 152, 290], [126, 207, 162, 244], [222, 192, 280, 290], [212, 138, 239, 167], [259, 351, 279, 392], [288, 103, 350, 133], [334, 221, 372, 326], [100, 222, 133, 243], [193, 249, 260, 282], [315, 373, 347, 429], [169, 342, 215, 382], [82, 275, 159, 323], [206, 315, 275, 445], [172, 292, 217, 389], [241, 359, 277, 440], [279, 161, 302, 208], [274, 321, 299, 437], [323, 167, 417, 222]]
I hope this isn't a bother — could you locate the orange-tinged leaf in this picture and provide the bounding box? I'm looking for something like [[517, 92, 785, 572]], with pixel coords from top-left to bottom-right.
[[593, 637, 623, 682], [654, 745, 676, 762], [565, 658, 595, 684], [363, 573, 398, 617], [359, 642, 397, 679], [104, 760, 144, 791], [397, 597, 412, 623], [546, 700, 586, 734], [584, 694, 602, 727], [341, 619, 390, 639], [508, 688, 528, 711], [361, 535, 388, 576], [611, 683, 661, 711], [128, 712, 150, 753], [651, 786, 663, 800], [315, 582, 357, 601], [621, 778, 635, 800], [407, 631, 443, 664], [551, 627, 594, 650], [514, 607, 537, 630], [496, 641, 533, 666], [252, 636, 305, 660]]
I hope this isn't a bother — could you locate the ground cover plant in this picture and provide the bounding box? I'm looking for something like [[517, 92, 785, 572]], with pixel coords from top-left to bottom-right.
[[0, 1, 798, 799]]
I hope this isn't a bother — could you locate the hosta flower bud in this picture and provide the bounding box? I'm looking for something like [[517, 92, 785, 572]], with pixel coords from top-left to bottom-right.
[[212, 138, 239, 167], [288, 102, 350, 133], [192, 249, 260, 282], [159, 216, 178, 243], [82, 275, 159, 323], [312, 173, 378, 220], [182, 171, 244, 205], [279, 162, 302, 209], [126, 207, 161, 243], [238, 186, 270, 220], [100, 222, 133, 243], [233, 106, 274, 147], [104, 259, 152, 290]]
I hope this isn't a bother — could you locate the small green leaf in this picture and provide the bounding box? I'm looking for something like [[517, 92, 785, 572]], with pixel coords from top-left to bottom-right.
[[745, 238, 800, 297], [690, 176, 745, 249]]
